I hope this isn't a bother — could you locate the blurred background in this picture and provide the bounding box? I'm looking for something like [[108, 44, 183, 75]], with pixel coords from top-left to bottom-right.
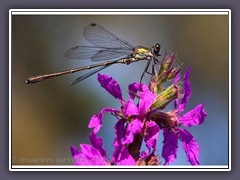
[[11, 14, 229, 165]]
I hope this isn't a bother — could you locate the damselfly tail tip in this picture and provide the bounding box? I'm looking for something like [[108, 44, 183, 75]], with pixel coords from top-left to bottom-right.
[[25, 79, 30, 84]]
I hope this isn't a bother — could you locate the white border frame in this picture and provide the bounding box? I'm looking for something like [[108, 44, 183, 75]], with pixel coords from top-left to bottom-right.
[[9, 9, 231, 171]]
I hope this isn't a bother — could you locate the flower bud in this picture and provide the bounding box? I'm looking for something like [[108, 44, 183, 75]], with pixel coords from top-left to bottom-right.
[[158, 52, 175, 75], [167, 67, 181, 81], [151, 111, 179, 129], [151, 85, 179, 110]]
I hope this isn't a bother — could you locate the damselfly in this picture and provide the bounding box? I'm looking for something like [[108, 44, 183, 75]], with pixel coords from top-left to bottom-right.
[[25, 23, 161, 86]]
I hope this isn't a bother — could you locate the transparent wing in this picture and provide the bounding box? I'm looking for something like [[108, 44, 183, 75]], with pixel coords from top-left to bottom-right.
[[65, 46, 108, 60], [71, 58, 122, 86], [91, 49, 132, 62], [70, 65, 110, 86], [83, 23, 134, 49], [65, 45, 132, 62]]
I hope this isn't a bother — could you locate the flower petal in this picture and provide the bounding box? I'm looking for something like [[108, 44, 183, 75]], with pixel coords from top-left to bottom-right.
[[116, 146, 135, 165], [173, 72, 181, 85], [70, 145, 79, 157], [144, 121, 160, 152], [178, 66, 191, 113], [173, 73, 181, 109], [88, 114, 102, 134], [89, 132, 107, 160], [174, 98, 179, 110], [113, 119, 125, 148], [124, 99, 139, 117], [121, 119, 143, 145], [162, 128, 178, 165], [88, 107, 119, 134], [128, 82, 149, 99], [111, 119, 125, 164], [97, 73, 123, 101], [74, 144, 107, 165], [139, 90, 156, 115], [178, 129, 200, 165], [179, 104, 207, 127]]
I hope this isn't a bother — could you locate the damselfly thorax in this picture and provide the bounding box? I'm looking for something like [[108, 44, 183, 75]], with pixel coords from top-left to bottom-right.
[[132, 44, 161, 61]]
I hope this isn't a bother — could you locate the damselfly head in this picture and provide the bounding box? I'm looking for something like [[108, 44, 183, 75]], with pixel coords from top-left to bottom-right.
[[152, 43, 161, 56]]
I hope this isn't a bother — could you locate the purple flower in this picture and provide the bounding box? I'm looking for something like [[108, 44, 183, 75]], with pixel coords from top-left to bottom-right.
[[71, 64, 207, 166], [97, 73, 123, 102], [121, 119, 143, 145], [115, 146, 136, 165], [87, 74, 159, 164], [88, 107, 120, 134], [70, 132, 108, 165], [159, 66, 207, 165]]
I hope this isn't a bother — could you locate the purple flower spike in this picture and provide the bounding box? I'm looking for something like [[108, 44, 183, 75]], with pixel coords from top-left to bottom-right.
[[178, 129, 200, 165], [179, 104, 207, 127], [71, 64, 207, 166], [97, 73, 123, 102]]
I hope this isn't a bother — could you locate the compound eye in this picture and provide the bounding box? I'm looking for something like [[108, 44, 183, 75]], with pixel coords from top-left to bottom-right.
[[153, 43, 161, 55]]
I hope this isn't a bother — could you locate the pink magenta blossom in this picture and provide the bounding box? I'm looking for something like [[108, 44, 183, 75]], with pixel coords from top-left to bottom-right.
[[71, 53, 207, 166], [156, 67, 207, 165]]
